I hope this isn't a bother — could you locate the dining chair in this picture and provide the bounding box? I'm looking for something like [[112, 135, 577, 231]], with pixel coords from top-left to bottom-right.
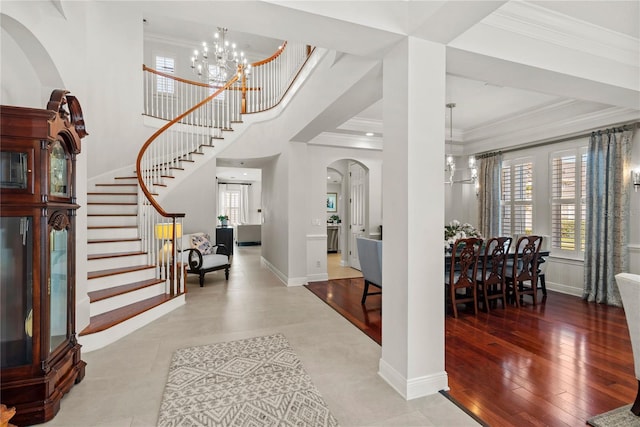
[[477, 236, 512, 312], [505, 235, 543, 307], [445, 237, 483, 318]]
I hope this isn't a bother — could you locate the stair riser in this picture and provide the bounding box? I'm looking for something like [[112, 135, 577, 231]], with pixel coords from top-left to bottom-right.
[[87, 240, 142, 255], [88, 268, 157, 292], [87, 215, 138, 227], [88, 227, 138, 240], [88, 194, 138, 204], [78, 295, 185, 353], [90, 283, 167, 316], [93, 185, 138, 193], [87, 204, 137, 215], [88, 254, 149, 271]]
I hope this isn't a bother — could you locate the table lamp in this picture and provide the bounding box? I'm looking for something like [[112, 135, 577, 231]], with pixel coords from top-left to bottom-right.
[[155, 222, 183, 263]]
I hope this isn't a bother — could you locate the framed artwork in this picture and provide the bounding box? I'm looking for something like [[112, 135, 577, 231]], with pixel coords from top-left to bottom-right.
[[326, 193, 337, 212]]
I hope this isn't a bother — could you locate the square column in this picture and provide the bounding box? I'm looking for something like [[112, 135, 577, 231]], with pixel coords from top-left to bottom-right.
[[379, 37, 447, 399]]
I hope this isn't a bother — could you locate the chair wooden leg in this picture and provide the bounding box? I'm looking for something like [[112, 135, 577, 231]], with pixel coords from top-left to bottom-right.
[[450, 286, 458, 318], [539, 273, 547, 296], [361, 281, 370, 304], [199, 272, 205, 287], [224, 267, 229, 280], [632, 379, 640, 416]]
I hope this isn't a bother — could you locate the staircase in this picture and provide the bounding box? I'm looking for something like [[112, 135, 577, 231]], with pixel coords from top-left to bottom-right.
[[79, 177, 184, 351], [78, 42, 314, 352]]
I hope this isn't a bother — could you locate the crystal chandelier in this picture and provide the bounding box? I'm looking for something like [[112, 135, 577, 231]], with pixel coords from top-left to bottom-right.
[[190, 27, 251, 85]]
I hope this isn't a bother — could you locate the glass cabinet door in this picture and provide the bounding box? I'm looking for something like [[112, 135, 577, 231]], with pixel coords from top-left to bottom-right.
[[49, 140, 68, 197], [0, 151, 29, 190], [49, 227, 69, 353], [0, 217, 33, 368]]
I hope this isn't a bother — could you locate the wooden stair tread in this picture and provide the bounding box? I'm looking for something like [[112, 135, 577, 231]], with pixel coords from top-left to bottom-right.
[[88, 192, 137, 195], [87, 202, 137, 205], [88, 250, 146, 260], [88, 237, 141, 243], [115, 176, 137, 180], [88, 278, 165, 303], [88, 213, 137, 217], [79, 294, 174, 336], [88, 264, 154, 280], [95, 183, 137, 187], [88, 225, 137, 229]]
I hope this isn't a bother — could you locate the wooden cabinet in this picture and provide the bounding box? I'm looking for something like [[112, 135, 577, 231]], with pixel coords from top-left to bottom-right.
[[216, 227, 234, 255], [0, 90, 87, 426]]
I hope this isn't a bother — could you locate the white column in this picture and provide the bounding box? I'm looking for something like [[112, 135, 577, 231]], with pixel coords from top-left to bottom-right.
[[379, 37, 447, 399]]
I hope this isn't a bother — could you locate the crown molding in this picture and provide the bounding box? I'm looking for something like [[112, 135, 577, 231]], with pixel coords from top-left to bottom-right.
[[485, 2, 639, 68], [338, 116, 383, 134], [462, 105, 640, 155], [308, 132, 382, 151]]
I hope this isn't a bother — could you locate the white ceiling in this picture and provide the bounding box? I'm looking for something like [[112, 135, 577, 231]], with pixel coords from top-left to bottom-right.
[[143, 0, 639, 159]]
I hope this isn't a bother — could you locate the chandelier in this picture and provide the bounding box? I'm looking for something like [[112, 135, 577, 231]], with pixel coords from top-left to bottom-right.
[[190, 27, 251, 85], [445, 103, 478, 186]]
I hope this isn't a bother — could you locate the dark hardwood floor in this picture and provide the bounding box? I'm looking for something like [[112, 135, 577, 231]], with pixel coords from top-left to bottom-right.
[[305, 278, 636, 426]]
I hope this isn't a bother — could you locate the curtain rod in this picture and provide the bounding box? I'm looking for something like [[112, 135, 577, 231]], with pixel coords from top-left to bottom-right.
[[481, 121, 639, 156], [218, 181, 252, 186]]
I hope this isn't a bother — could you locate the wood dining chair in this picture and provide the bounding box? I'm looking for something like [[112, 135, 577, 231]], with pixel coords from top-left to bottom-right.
[[477, 236, 512, 312], [505, 235, 543, 307], [445, 237, 483, 318]]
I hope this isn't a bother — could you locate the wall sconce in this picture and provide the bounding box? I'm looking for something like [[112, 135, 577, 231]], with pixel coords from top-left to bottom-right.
[[633, 169, 640, 192]]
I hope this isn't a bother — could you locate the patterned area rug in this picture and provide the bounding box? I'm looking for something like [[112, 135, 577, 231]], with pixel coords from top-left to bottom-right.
[[157, 333, 339, 426], [587, 405, 640, 427]]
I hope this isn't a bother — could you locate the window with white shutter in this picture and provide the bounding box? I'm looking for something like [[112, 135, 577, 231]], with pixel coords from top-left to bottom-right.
[[223, 190, 240, 225], [501, 159, 533, 236], [155, 56, 175, 94], [550, 148, 587, 255]]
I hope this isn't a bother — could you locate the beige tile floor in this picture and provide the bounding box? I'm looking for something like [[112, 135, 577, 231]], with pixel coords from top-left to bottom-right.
[[43, 246, 478, 427]]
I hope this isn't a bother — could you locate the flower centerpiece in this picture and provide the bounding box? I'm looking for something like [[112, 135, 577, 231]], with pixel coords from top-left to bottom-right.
[[444, 220, 481, 252]]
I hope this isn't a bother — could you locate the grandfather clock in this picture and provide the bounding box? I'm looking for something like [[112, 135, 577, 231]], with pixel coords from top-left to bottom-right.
[[0, 90, 87, 426]]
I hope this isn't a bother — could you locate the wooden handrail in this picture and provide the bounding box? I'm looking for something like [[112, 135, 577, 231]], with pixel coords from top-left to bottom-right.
[[250, 41, 287, 67], [136, 74, 239, 219], [142, 42, 290, 88], [142, 64, 227, 89], [242, 46, 316, 115]]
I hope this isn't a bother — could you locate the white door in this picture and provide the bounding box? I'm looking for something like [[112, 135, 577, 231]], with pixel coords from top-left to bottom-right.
[[349, 162, 367, 270]]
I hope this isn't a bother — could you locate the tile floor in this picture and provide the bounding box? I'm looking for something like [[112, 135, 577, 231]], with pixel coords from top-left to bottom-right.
[[43, 246, 478, 427]]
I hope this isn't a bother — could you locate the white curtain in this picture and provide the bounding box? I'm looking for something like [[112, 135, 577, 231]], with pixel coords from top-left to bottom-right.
[[218, 183, 227, 219], [240, 184, 249, 224]]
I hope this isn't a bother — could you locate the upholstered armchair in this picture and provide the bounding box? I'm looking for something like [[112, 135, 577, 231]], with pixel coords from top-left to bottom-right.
[[180, 233, 231, 287], [615, 273, 640, 416], [356, 237, 382, 304]]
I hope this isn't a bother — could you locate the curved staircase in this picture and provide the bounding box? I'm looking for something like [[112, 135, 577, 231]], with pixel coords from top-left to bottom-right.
[[78, 42, 314, 352]]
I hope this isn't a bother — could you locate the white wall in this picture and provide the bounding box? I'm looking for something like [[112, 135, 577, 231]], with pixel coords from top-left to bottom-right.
[[1, 1, 93, 332], [260, 153, 289, 283], [161, 158, 217, 238], [447, 130, 640, 296]]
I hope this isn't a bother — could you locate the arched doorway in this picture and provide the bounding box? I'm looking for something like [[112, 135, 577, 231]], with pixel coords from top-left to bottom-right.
[[326, 159, 370, 278]]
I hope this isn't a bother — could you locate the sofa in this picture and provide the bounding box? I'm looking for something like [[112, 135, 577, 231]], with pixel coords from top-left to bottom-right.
[[236, 224, 261, 246], [179, 232, 231, 287]]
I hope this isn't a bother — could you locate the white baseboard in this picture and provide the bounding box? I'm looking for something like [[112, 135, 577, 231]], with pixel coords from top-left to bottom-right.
[[546, 281, 583, 297], [261, 257, 308, 286], [378, 358, 449, 400]]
